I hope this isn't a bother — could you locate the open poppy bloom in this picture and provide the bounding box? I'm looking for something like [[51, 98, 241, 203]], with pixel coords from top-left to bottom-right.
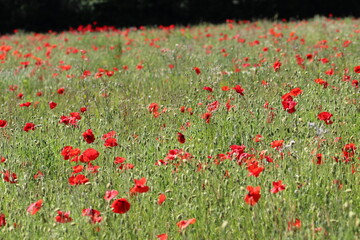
[[82, 208, 102, 224], [177, 132, 185, 144], [0, 214, 5, 227], [111, 198, 131, 214], [0, 120, 7, 128], [82, 129, 95, 143], [104, 190, 119, 201], [318, 112, 333, 125], [177, 218, 196, 230], [244, 185, 261, 206], [55, 211, 72, 223], [27, 199, 43, 215], [23, 122, 35, 132], [130, 177, 150, 195], [271, 180, 286, 193]]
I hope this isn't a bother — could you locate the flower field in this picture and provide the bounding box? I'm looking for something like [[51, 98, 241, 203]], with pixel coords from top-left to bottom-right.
[[0, 17, 359, 239]]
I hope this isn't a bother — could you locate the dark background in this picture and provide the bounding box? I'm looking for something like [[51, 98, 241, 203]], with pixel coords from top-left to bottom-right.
[[0, 0, 359, 34]]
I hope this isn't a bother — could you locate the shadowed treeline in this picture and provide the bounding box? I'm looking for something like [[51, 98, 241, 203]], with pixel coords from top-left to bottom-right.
[[0, 0, 359, 33]]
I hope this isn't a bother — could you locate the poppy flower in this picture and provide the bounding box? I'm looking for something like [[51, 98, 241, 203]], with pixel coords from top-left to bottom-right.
[[71, 165, 84, 175], [281, 98, 297, 114], [104, 138, 118, 147], [48, 101, 57, 109], [82, 208, 102, 224], [318, 112, 333, 125], [273, 60, 281, 72], [111, 198, 131, 214], [271, 180, 286, 193], [288, 218, 301, 230], [23, 123, 35, 132], [80, 107, 87, 113], [80, 148, 100, 162], [0, 214, 5, 227], [244, 185, 261, 206], [247, 161, 264, 177], [57, 88, 65, 94], [19, 102, 31, 107], [193, 67, 201, 75], [203, 86, 213, 92], [82, 129, 95, 144], [177, 132, 185, 144], [233, 85, 244, 96], [354, 65, 360, 73], [61, 146, 81, 161], [102, 131, 116, 140], [342, 143, 356, 160], [177, 218, 196, 230], [0, 120, 7, 128], [289, 87, 302, 97], [314, 78, 329, 88], [158, 194, 166, 205], [27, 199, 43, 215], [68, 174, 89, 185], [104, 190, 119, 201], [148, 103, 159, 113], [34, 170, 44, 179], [207, 101, 220, 112], [201, 112, 212, 123], [221, 86, 230, 91], [130, 177, 150, 194], [55, 211, 72, 223], [157, 233, 168, 240], [270, 140, 284, 151], [3, 170, 18, 184]]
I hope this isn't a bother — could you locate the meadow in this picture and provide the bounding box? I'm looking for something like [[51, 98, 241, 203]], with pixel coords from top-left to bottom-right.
[[0, 17, 359, 239]]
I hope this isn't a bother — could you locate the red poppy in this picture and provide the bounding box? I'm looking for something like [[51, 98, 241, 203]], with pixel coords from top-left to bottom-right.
[[61, 146, 81, 161], [130, 177, 150, 194], [177, 218, 196, 230], [273, 60, 281, 72], [49, 101, 57, 109], [271, 180, 286, 193], [158, 194, 166, 205], [0, 214, 5, 227], [27, 199, 43, 215], [82, 208, 102, 224], [221, 86, 230, 91], [104, 190, 119, 201], [68, 174, 89, 185], [270, 140, 284, 151], [34, 170, 44, 179], [244, 185, 261, 206], [177, 132, 185, 144], [318, 112, 333, 125], [289, 87, 302, 97], [203, 86, 213, 92], [71, 165, 84, 175], [157, 233, 168, 240], [342, 143, 356, 160], [207, 101, 220, 112], [104, 138, 118, 147], [82, 129, 95, 144], [23, 123, 35, 132], [80, 148, 100, 162], [281, 98, 297, 113], [193, 67, 201, 75], [247, 161, 264, 177], [57, 88, 65, 94], [102, 131, 116, 140], [55, 211, 72, 223], [111, 198, 131, 214], [201, 112, 212, 123], [0, 120, 7, 128], [80, 107, 87, 113], [314, 78, 329, 88], [288, 218, 301, 230], [148, 103, 159, 113], [3, 170, 18, 184], [19, 102, 31, 107], [354, 66, 360, 73], [233, 85, 245, 96]]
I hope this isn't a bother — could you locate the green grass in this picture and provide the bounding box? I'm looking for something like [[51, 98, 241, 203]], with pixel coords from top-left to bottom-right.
[[0, 16, 359, 239]]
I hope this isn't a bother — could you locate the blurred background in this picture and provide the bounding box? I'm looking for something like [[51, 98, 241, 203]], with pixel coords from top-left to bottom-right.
[[0, 0, 359, 33]]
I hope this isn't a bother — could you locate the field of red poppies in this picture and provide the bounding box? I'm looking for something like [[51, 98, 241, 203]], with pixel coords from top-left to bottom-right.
[[0, 17, 359, 239]]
